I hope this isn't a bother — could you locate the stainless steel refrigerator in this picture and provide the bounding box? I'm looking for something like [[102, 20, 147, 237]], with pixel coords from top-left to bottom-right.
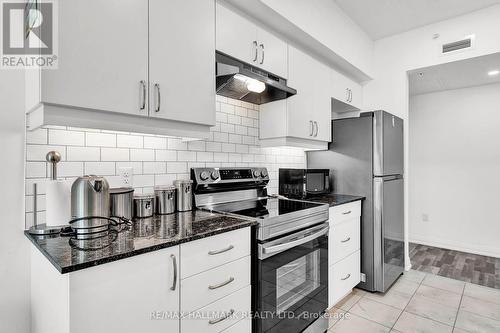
[[307, 110, 404, 292]]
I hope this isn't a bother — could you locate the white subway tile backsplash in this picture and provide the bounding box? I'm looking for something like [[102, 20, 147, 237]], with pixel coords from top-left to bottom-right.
[[167, 162, 188, 174], [26, 145, 66, 161], [155, 150, 177, 162], [130, 149, 155, 161], [49, 129, 84, 146], [177, 151, 197, 161], [26, 128, 48, 144], [101, 148, 129, 161], [117, 134, 143, 148], [67, 146, 100, 161], [26, 162, 46, 178], [144, 136, 167, 150], [85, 132, 116, 147], [143, 162, 166, 174], [85, 162, 115, 175], [24, 98, 306, 226]]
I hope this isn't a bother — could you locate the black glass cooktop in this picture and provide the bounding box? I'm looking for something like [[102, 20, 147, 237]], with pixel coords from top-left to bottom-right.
[[208, 198, 324, 219]]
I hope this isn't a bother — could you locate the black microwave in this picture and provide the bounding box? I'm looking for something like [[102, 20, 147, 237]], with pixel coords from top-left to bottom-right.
[[279, 168, 330, 199]]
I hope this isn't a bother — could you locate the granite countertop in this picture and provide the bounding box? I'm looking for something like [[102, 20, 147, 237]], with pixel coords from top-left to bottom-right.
[[304, 193, 365, 207], [25, 210, 256, 274]]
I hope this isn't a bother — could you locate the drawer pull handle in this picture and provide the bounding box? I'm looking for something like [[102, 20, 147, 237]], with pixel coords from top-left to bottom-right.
[[170, 254, 177, 291], [208, 245, 234, 255], [342, 210, 352, 215], [209, 309, 235, 325], [208, 277, 235, 290], [341, 273, 351, 281], [341, 237, 351, 243]]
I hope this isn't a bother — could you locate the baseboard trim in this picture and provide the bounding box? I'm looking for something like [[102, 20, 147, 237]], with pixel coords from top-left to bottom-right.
[[410, 235, 500, 258]]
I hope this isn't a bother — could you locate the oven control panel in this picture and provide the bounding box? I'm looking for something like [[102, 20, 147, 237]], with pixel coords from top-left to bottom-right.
[[191, 167, 269, 186]]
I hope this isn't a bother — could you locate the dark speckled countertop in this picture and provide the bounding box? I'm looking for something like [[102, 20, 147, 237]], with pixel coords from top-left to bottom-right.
[[304, 193, 365, 207], [25, 210, 256, 274]]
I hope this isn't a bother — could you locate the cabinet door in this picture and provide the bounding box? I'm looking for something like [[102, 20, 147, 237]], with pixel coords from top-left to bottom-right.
[[256, 27, 288, 78], [331, 69, 363, 110], [216, 3, 257, 65], [286, 46, 315, 139], [69, 247, 180, 333], [41, 0, 148, 116], [149, 0, 215, 126], [312, 60, 332, 142]]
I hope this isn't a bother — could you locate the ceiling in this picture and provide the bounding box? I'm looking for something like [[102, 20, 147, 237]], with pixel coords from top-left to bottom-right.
[[408, 52, 500, 96], [334, 0, 500, 40]]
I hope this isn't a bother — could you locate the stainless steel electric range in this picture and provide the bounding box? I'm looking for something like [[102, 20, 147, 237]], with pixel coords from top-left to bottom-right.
[[192, 167, 330, 333]]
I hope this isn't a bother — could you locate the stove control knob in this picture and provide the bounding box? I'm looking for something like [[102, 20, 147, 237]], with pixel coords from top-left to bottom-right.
[[200, 171, 210, 181], [261, 170, 268, 178], [211, 171, 220, 180], [253, 170, 260, 178]]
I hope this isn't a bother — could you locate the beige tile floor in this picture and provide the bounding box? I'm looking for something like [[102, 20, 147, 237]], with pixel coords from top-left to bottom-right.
[[327, 270, 500, 333]]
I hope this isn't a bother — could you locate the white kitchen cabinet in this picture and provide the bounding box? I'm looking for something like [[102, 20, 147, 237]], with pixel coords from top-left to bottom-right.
[[259, 45, 331, 149], [41, 0, 149, 116], [30, 227, 252, 333], [31, 245, 180, 333], [331, 69, 363, 112], [149, 0, 215, 126], [216, 2, 287, 78], [30, 0, 216, 138], [327, 201, 362, 308]]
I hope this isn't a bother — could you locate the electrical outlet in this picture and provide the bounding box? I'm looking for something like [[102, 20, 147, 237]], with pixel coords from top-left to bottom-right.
[[119, 167, 134, 187], [422, 214, 429, 222]]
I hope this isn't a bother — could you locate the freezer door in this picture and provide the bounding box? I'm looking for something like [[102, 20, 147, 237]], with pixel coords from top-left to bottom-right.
[[373, 111, 404, 176], [373, 176, 404, 292]]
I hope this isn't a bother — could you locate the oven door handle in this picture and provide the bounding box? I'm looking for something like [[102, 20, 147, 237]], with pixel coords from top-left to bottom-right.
[[261, 225, 329, 257]]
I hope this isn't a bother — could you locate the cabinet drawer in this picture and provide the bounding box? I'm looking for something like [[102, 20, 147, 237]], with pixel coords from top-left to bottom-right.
[[181, 256, 251, 313], [221, 318, 251, 333], [329, 218, 360, 265], [181, 285, 251, 333], [180, 227, 251, 278], [329, 251, 360, 307], [329, 201, 361, 225]]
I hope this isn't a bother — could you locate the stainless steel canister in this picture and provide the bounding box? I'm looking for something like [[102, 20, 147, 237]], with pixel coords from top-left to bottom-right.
[[110, 187, 134, 220], [173, 180, 193, 212], [154, 185, 176, 215], [133, 194, 155, 218]]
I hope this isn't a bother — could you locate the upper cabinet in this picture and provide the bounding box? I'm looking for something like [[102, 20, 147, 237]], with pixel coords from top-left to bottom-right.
[[259, 45, 331, 150], [216, 3, 288, 79], [149, 0, 215, 125], [331, 69, 363, 113], [30, 0, 215, 138], [41, 0, 149, 116]]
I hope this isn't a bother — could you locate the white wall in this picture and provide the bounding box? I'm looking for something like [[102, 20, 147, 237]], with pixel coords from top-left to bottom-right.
[[409, 83, 500, 257], [25, 96, 306, 226], [0, 71, 30, 331], [363, 4, 500, 267]]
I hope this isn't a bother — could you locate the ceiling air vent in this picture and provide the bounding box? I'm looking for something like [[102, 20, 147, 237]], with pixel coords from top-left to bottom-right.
[[442, 38, 472, 54]]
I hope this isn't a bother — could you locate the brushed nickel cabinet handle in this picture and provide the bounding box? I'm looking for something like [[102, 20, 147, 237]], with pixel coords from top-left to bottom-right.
[[346, 88, 349, 102], [170, 254, 177, 291], [341, 237, 351, 243], [309, 121, 314, 136], [209, 309, 235, 325], [341, 273, 351, 281], [139, 80, 146, 110], [314, 121, 318, 137], [253, 41, 258, 62], [208, 277, 235, 290], [208, 245, 234, 255], [154, 83, 160, 112], [259, 43, 265, 64], [342, 210, 352, 215]]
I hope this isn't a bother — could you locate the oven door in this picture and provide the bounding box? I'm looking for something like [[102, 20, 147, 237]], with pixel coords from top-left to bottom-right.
[[305, 170, 329, 196], [256, 223, 329, 333]]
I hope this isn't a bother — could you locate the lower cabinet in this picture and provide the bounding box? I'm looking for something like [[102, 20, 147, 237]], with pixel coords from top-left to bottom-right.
[[328, 201, 362, 308], [30, 227, 252, 333]]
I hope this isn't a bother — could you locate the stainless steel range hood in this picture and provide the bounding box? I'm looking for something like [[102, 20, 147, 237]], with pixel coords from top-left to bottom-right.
[[216, 52, 297, 105]]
